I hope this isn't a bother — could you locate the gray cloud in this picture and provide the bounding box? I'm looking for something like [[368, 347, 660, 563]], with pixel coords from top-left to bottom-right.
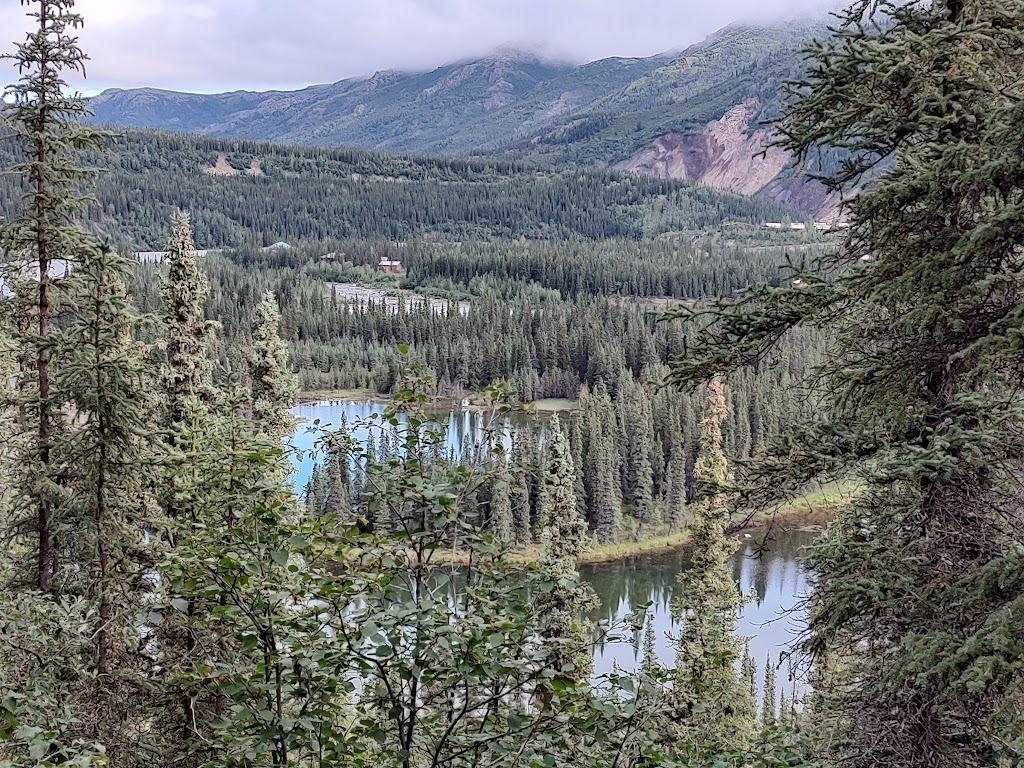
[[1, 0, 841, 94]]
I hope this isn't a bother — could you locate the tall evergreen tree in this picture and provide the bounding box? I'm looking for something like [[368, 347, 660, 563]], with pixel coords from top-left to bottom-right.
[[671, 380, 753, 747], [323, 433, 353, 521], [669, 2, 1024, 764], [0, 6, 167, 758], [664, 450, 688, 533], [590, 426, 622, 544], [641, 611, 659, 673], [489, 460, 514, 546], [628, 394, 656, 528], [568, 413, 588, 523], [162, 212, 214, 435], [761, 655, 777, 729], [536, 415, 585, 552], [535, 416, 594, 683], [55, 242, 164, 761], [508, 432, 533, 544], [0, 0, 105, 591], [246, 291, 298, 437]]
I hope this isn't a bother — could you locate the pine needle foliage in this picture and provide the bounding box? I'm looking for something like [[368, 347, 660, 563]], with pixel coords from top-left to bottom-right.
[[671, 380, 754, 749], [246, 291, 298, 438], [54, 242, 164, 762], [0, 0, 107, 592], [667, 2, 1024, 765], [536, 415, 596, 681], [161, 211, 215, 434]]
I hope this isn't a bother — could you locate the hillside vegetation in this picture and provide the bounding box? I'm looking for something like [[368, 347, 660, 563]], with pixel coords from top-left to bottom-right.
[[0, 129, 803, 250], [86, 22, 834, 214]]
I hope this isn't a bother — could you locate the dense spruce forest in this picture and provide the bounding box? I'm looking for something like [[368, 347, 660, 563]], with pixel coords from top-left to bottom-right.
[[2, 1, 1023, 768], [0, 129, 805, 249], [124, 234, 829, 544]]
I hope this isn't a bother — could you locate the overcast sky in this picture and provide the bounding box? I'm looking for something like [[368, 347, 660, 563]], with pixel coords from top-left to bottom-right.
[[0, 0, 841, 95]]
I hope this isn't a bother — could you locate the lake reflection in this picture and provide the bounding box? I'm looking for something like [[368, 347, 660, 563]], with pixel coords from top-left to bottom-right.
[[582, 526, 817, 703], [290, 399, 523, 489], [289, 401, 817, 706]]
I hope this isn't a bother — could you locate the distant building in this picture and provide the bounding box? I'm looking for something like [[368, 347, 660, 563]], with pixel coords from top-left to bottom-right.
[[263, 241, 291, 251], [378, 258, 403, 274], [763, 222, 783, 229]]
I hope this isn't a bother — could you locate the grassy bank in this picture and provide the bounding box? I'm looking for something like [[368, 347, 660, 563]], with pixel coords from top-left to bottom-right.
[[555, 479, 855, 565], [331, 481, 858, 571]]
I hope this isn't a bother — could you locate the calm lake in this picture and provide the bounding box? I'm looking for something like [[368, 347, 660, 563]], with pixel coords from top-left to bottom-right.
[[290, 400, 816, 704], [290, 399, 523, 490], [583, 527, 816, 702]]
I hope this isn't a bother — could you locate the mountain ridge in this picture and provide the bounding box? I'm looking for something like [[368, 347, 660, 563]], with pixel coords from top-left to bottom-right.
[[87, 21, 837, 216]]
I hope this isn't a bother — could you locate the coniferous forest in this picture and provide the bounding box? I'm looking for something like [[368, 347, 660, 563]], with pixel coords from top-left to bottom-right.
[[1, 2, 1023, 768]]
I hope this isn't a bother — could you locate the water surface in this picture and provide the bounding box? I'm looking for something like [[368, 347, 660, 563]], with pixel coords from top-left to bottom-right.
[[583, 526, 816, 705], [289, 400, 817, 707]]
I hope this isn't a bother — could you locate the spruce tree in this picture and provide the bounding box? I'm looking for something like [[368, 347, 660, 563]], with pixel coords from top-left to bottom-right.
[[0, 0, 105, 591], [246, 291, 298, 437], [671, 380, 753, 747], [508, 432, 533, 544], [664, 450, 688, 533], [56, 242, 164, 760], [323, 433, 353, 521], [591, 429, 622, 544], [628, 395, 656, 528], [535, 416, 594, 683], [535, 415, 585, 556], [741, 643, 757, 703], [568, 413, 588, 523], [761, 655, 778, 729], [489, 460, 514, 546], [641, 611, 658, 672], [669, 2, 1024, 764], [304, 462, 328, 517], [161, 212, 214, 436]]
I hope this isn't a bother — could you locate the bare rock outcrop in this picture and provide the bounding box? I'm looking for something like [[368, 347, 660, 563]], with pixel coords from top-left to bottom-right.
[[616, 100, 837, 217]]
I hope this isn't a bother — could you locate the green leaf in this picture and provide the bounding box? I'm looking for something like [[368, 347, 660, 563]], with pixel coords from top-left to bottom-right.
[[170, 598, 190, 613]]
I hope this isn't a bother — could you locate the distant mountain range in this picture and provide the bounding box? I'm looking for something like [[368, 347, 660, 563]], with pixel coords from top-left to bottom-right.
[[88, 21, 838, 217]]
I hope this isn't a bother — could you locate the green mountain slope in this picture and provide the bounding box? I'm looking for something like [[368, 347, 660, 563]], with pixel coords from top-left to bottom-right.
[[0, 129, 804, 250], [86, 21, 837, 216], [89, 50, 584, 152], [508, 24, 815, 161]]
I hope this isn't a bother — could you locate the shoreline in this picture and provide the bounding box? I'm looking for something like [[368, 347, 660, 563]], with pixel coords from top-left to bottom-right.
[[449, 499, 841, 568], [324, 489, 849, 573], [295, 390, 579, 413], [297, 393, 853, 567], [564, 501, 835, 565]]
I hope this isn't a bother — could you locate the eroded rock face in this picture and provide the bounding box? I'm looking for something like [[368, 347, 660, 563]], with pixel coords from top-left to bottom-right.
[[759, 175, 842, 222], [616, 100, 836, 216]]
